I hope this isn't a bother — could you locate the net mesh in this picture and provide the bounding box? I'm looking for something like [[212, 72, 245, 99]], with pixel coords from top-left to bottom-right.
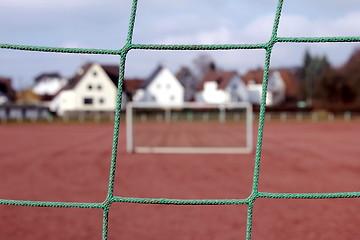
[[1, 0, 360, 239]]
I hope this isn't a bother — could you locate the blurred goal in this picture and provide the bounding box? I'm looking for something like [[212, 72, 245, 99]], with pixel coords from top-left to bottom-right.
[[126, 102, 253, 154]]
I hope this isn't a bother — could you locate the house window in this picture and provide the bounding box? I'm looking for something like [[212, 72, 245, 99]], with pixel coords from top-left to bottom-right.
[[99, 98, 105, 104], [170, 95, 175, 101], [84, 98, 93, 105], [166, 84, 171, 89], [88, 84, 93, 90], [93, 71, 97, 77], [98, 85, 102, 90]]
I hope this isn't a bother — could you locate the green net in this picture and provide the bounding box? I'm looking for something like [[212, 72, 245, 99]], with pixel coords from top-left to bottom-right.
[[1, 0, 360, 239]]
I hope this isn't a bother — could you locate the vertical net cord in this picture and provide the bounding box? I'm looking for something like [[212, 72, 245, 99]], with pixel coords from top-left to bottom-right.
[[102, 205, 111, 240], [126, 0, 138, 46], [245, 0, 284, 239], [102, 0, 139, 239]]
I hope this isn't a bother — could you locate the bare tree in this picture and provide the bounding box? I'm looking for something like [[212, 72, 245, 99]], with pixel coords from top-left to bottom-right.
[[192, 54, 217, 81]]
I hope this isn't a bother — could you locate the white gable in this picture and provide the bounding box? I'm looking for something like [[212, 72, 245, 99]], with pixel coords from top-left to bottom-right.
[[50, 64, 118, 115], [136, 67, 184, 106], [73, 64, 117, 111]]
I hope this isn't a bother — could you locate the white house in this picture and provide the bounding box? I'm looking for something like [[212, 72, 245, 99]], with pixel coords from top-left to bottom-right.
[[33, 73, 68, 97], [268, 71, 286, 105], [49, 63, 119, 116], [133, 66, 184, 106], [243, 69, 287, 106], [247, 83, 273, 106], [195, 71, 248, 104]]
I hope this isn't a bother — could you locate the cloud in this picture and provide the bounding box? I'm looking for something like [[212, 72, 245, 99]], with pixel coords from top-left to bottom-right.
[[142, 9, 360, 46], [127, 10, 360, 78], [278, 11, 360, 37], [0, 0, 128, 10], [333, 11, 360, 36], [61, 41, 84, 49], [239, 15, 274, 42], [269, 11, 360, 68], [159, 27, 231, 45], [282, 0, 360, 18]]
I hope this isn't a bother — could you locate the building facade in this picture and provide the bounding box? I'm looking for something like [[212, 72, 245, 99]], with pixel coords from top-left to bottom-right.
[[50, 63, 118, 116], [133, 66, 185, 106]]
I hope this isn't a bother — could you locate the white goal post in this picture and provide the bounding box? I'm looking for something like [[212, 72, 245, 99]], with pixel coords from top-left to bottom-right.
[[126, 102, 253, 154]]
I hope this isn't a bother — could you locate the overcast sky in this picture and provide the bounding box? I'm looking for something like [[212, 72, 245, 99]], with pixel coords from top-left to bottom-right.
[[1, 0, 360, 89]]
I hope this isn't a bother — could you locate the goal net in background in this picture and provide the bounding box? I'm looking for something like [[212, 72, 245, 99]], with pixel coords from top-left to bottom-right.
[[126, 102, 253, 154]]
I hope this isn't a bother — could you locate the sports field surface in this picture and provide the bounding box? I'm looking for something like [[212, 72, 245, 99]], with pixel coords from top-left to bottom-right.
[[0, 122, 359, 240], [134, 121, 247, 148]]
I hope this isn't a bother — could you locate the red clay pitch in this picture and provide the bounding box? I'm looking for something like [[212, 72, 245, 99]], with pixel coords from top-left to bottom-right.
[[0, 122, 359, 240]]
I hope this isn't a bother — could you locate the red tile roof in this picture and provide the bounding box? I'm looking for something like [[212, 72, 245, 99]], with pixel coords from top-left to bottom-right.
[[64, 63, 93, 90], [198, 71, 236, 91], [64, 63, 120, 90], [58, 63, 144, 97], [277, 69, 298, 98], [243, 68, 298, 99], [0, 77, 15, 100], [123, 79, 144, 94], [242, 68, 264, 85]]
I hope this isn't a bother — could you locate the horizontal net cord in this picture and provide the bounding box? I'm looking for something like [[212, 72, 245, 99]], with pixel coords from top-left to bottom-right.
[[0, 42, 268, 53], [2, 191, 358, 209], [0, 199, 103, 208], [111, 196, 249, 205], [3, 36, 360, 55], [257, 192, 360, 199], [277, 36, 360, 43], [130, 43, 266, 50], [0, 44, 121, 55]]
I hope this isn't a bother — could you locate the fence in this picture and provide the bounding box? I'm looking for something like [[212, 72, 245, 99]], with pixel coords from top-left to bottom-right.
[[0, 105, 50, 123]]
